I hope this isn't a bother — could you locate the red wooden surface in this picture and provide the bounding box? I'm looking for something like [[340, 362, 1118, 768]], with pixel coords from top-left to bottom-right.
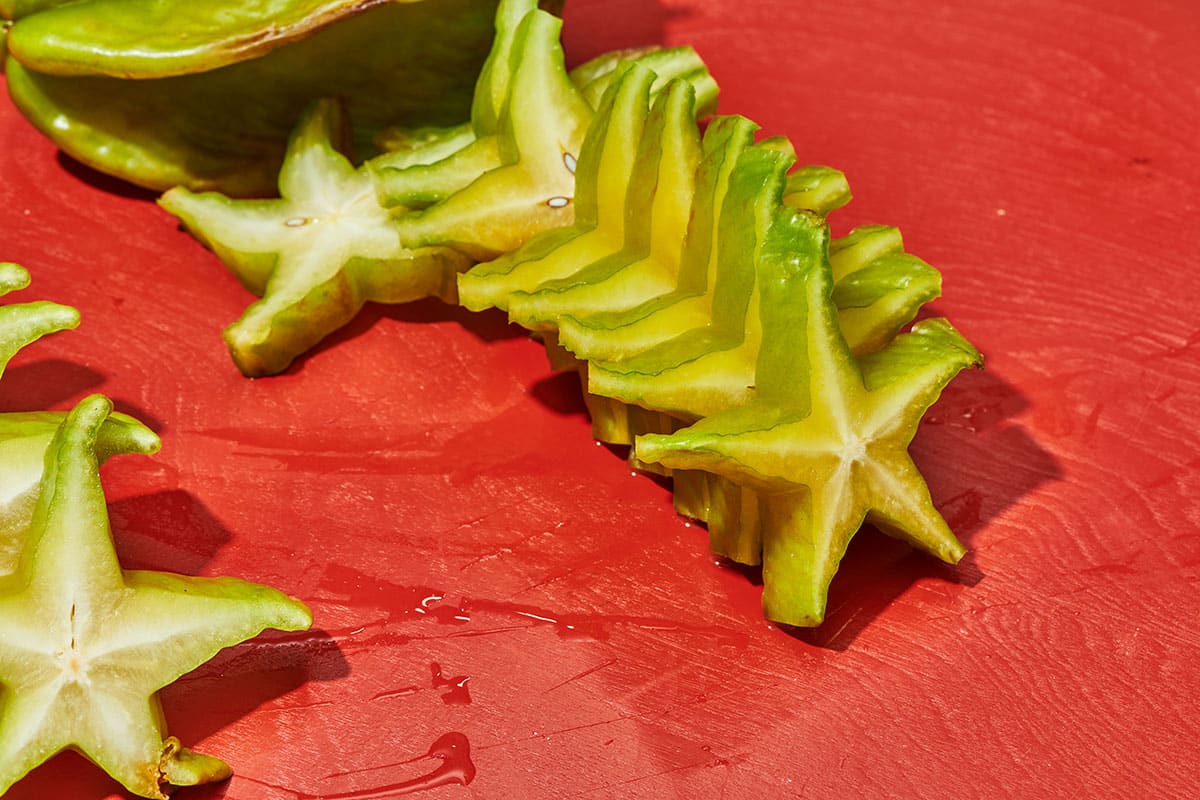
[[2, 1, 1198, 797]]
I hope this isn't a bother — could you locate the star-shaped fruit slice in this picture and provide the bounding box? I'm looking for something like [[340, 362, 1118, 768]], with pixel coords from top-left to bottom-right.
[[585, 138, 794, 420], [636, 208, 981, 626], [160, 97, 471, 376], [0, 395, 312, 797], [455, 58, 653, 310], [503, 73, 702, 332], [667, 223, 944, 541], [390, 6, 594, 260]]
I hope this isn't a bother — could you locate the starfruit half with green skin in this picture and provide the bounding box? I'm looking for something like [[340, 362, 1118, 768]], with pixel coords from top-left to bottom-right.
[[636, 207, 982, 627], [0, 410, 159, 577], [4, 0, 560, 195], [0, 394, 313, 798], [0, 262, 80, 380], [160, 97, 472, 377]]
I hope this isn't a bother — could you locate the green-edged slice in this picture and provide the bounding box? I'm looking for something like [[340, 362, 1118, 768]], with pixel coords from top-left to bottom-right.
[[0, 395, 312, 798], [159, 98, 471, 376], [0, 262, 80, 380], [830, 225, 942, 356], [455, 59, 653, 307], [554, 114, 759, 363], [391, 6, 593, 260], [585, 139, 794, 421], [0, 410, 160, 576], [636, 208, 982, 626], [504, 76, 702, 331], [571, 45, 719, 119], [783, 165, 852, 216], [370, 0, 543, 209]]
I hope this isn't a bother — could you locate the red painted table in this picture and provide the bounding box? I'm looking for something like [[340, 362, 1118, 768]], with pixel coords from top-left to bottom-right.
[[2, 1, 1198, 797]]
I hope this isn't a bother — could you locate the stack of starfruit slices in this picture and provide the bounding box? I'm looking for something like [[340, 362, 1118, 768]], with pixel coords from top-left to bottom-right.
[[0, 264, 312, 796], [150, 0, 981, 628]]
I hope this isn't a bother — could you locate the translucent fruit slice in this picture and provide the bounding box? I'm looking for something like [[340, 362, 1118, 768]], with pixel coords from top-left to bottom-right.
[[160, 97, 471, 377], [504, 76, 703, 332], [454, 59, 654, 307], [585, 139, 795, 421], [390, 6, 594, 260], [636, 208, 982, 626], [4, 0, 540, 194], [0, 395, 313, 798]]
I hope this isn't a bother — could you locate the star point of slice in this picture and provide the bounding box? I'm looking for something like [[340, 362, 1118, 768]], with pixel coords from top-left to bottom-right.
[[635, 209, 982, 626], [0, 262, 81, 381], [0, 394, 312, 798]]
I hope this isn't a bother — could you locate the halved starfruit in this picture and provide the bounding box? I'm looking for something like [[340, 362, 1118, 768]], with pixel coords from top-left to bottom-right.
[[3, 0, 563, 194], [160, 97, 472, 377]]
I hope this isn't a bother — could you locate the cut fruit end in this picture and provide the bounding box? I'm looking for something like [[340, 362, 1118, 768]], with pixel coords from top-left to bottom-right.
[[158, 737, 233, 790]]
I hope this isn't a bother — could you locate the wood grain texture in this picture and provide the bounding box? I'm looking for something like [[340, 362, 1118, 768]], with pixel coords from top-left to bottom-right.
[[1, 0, 1198, 798]]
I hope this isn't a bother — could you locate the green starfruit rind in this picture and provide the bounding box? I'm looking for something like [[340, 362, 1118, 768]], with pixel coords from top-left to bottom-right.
[[504, 77, 702, 331], [834, 251, 942, 356], [0, 262, 80, 381], [782, 164, 851, 216], [552, 115, 758, 363], [585, 140, 794, 420], [394, 7, 593, 260], [826, 224, 944, 356], [454, 57, 650, 306], [635, 208, 980, 626], [160, 97, 471, 376], [0, 394, 312, 797], [829, 224, 903, 281], [572, 45, 719, 119], [5, 0, 530, 194], [369, 0, 540, 208], [0, 0, 69, 20]]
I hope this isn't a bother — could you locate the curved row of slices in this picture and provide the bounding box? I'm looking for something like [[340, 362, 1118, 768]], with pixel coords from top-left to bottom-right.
[[161, 0, 982, 627]]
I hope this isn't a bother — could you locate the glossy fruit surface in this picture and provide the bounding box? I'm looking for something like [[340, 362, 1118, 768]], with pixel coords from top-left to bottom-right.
[[4, 0, 555, 194], [1, 0, 1197, 796]]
